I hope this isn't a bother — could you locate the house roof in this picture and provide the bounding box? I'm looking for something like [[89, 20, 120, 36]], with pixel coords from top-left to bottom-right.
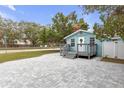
[[64, 29, 93, 39], [111, 36, 121, 40]]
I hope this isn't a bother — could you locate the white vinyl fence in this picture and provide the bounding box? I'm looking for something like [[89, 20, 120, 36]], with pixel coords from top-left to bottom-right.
[[102, 40, 124, 59]]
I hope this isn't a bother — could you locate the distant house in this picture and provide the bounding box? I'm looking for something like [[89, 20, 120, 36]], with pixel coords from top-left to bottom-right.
[[14, 39, 32, 47], [0, 38, 32, 47], [60, 29, 124, 60]]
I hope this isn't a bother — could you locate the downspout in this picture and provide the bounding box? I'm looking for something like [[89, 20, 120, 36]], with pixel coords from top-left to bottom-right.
[[101, 40, 104, 57]]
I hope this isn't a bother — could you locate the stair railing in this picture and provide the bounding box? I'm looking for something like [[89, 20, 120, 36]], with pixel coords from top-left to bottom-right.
[[60, 44, 70, 56]]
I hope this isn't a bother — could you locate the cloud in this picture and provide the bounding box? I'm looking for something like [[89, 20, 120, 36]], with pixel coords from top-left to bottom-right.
[[6, 5, 16, 11], [0, 11, 17, 21], [0, 11, 8, 18]]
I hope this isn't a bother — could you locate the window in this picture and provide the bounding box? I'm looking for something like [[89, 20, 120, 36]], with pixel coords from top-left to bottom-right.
[[14, 40, 17, 44], [90, 37, 95, 45], [71, 39, 75, 47]]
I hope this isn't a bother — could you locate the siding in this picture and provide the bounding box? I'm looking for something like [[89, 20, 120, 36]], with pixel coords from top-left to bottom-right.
[[96, 39, 102, 57], [65, 31, 95, 53]]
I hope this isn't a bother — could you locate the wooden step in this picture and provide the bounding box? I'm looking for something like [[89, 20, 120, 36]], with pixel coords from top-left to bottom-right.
[[64, 54, 76, 59]]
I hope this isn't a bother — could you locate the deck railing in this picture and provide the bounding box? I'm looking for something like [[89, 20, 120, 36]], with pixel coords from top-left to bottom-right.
[[77, 44, 97, 59], [60, 43, 97, 59], [60, 44, 70, 56]]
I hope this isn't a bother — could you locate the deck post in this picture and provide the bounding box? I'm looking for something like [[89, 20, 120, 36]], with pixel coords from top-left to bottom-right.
[[60, 44, 62, 56], [77, 44, 79, 58], [88, 44, 91, 59], [59, 44, 62, 56]]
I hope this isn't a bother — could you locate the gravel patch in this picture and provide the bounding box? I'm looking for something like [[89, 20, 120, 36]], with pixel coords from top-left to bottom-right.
[[0, 53, 124, 88]]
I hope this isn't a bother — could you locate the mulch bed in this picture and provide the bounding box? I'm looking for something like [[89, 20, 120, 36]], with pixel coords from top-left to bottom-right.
[[101, 57, 124, 64]]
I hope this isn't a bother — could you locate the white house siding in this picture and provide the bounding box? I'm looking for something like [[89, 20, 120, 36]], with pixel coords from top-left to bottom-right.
[[14, 39, 32, 45], [102, 40, 124, 59]]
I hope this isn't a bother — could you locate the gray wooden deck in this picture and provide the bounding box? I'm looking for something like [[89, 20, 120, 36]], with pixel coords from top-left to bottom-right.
[[77, 44, 97, 59], [60, 44, 97, 59]]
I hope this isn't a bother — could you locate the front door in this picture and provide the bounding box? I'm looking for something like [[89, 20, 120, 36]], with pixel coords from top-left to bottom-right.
[[78, 37, 85, 52]]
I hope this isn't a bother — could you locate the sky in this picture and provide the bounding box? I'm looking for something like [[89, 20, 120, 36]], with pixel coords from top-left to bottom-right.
[[0, 5, 101, 31]]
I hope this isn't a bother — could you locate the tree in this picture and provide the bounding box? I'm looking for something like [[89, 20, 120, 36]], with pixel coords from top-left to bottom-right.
[[52, 12, 71, 42], [71, 19, 88, 31], [0, 16, 4, 42], [0, 17, 20, 47], [52, 12, 69, 34], [23, 22, 41, 46], [6, 20, 20, 46], [52, 11, 89, 43], [80, 5, 121, 16], [93, 23, 106, 41], [81, 5, 124, 40], [93, 14, 124, 40], [39, 27, 47, 46]]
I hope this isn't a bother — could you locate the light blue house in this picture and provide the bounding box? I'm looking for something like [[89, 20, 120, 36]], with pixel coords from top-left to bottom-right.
[[60, 29, 102, 59]]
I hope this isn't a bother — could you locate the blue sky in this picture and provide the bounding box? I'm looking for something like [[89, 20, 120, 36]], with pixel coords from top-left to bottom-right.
[[0, 5, 101, 30]]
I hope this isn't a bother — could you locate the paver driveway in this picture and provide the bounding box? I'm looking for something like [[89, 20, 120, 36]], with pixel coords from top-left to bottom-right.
[[0, 53, 124, 88]]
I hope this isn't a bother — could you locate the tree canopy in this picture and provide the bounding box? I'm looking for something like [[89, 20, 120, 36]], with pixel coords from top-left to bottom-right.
[[0, 11, 88, 47], [81, 5, 124, 40], [52, 11, 88, 42]]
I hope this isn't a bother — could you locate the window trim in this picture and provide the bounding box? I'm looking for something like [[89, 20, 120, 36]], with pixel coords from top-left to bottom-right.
[[71, 38, 75, 47]]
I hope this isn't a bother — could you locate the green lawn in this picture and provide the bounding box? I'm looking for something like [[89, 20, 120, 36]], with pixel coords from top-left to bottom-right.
[[0, 47, 58, 50], [0, 50, 59, 63]]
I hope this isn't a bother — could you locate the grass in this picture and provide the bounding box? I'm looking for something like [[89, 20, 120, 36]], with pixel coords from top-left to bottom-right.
[[101, 57, 124, 64], [0, 50, 59, 63], [0, 47, 58, 50]]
